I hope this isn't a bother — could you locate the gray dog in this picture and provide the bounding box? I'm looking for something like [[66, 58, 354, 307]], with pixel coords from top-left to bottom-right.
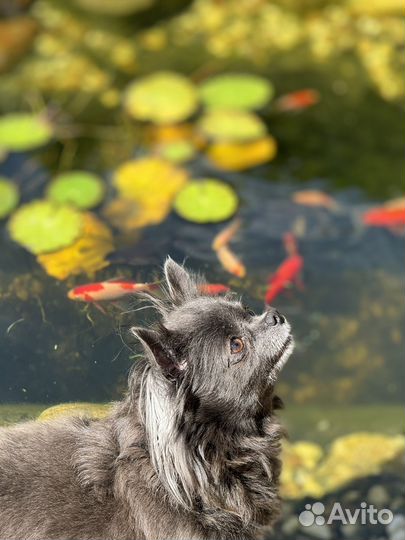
[[0, 258, 294, 540]]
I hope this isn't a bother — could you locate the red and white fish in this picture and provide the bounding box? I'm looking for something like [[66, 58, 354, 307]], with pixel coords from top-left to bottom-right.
[[275, 89, 320, 112], [362, 206, 405, 228], [67, 280, 158, 302], [292, 189, 337, 209], [199, 283, 230, 295]]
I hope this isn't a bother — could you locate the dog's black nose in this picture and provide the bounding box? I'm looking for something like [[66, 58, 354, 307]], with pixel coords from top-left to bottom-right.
[[265, 308, 285, 325]]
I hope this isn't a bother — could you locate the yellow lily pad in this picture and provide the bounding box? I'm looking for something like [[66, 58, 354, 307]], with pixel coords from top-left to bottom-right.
[[110, 157, 188, 229], [206, 136, 277, 171], [124, 71, 199, 124], [199, 73, 274, 110], [174, 178, 239, 223], [37, 213, 113, 280], [197, 109, 267, 142], [38, 402, 111, 421]]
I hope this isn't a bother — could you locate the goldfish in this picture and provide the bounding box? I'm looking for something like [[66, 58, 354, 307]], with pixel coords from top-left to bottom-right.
[[212, 219, 242, 251], [292, 189, 337, 209], [275, 89, 320, 112], [362, 206, 405, 228], [216, 245, 246, 278], [68, 280, 157, 302], [265, 254, 304, 305], [199, 283, 230, 295]]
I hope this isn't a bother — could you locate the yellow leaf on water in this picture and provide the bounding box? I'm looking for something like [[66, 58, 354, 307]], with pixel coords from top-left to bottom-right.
[[103, 197, 169, 231], [206, 136, 277, 171], [37, 213, 114, 280], [109, 157, 189, 229]]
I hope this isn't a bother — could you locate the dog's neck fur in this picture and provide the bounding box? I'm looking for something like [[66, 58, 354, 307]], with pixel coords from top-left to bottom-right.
[[129, 358, 284, 531]]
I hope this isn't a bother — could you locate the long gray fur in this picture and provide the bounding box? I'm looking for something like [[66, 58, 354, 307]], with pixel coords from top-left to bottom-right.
[[0, 258, 294, 540]]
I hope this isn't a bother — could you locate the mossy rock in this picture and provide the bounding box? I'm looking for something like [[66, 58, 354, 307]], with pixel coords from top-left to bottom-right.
[[38, 402, 111, 421], [0, 177, 19, 219], [174, 178, 239, 223], [0, 113, 52, 151], [8, 200, 83, 255], [47, 171, 105, 209], [200, 73, 274, 110], [124, 71, 199, 124]]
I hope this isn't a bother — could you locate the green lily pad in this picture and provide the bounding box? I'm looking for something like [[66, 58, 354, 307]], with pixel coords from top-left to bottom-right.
[[0, 113, 53, 151], [0, 178, 19, 219], [124, 71, 199, 124], [47, 171, 105, 209], [8, 200, 83, 254], [197, 109, 267, 142], [158, 140, 196, 163], [200, 74, 274, 110], [174, 179, 238, 223]]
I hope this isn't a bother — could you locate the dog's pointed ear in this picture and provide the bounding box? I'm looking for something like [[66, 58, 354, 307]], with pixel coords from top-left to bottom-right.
[[131, 326, 184, 380], [164, 257, 198, 304]]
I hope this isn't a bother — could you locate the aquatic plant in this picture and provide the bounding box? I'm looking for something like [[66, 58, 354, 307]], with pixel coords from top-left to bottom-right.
[[47, 171, 105, 209], [0, 113, 53, 151], [0, 178, 19, 219], [197, 109, 267, 142], [281, 433, 405, 500], [37, 213, 113, 280], [157, 140, 196, 163], [174, 178, 238, 223], [124, 71, 199, 124], [38, 402, 111, 421], [206, 136, 277, 171], [199, 73, 273, 110], [8, 200, 83, 255], [72, 0, 154, 16]]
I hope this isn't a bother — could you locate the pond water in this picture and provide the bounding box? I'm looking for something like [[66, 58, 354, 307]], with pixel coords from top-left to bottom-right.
[[0, 3, 404, 538]]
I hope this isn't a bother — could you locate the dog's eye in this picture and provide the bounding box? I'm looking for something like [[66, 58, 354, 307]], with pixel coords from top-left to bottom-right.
[[230, 337, 244, 354]]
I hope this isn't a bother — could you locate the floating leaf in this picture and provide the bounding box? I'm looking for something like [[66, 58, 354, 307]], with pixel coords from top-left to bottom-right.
[[174, 179, 238, 223], [146, 123, 195, 145], [197, 109, 267, 142], [73, 0, 154, 15], [8, 200, 83, 255], [200, 73, 273, 110], [37, 213, 113, 280], [47, 171, 105, 209], [124, 71, 199, 124], [207, 136, 277, 171], [0, 113, 52, 151], [103, 197, 165, 231], [157, 140, 196, 163], [0, 177, 19, 219], [38, 402, 111, 421]]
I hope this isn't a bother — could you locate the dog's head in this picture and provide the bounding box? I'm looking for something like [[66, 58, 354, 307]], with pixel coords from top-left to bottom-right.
[[132, 258, 294, 418]]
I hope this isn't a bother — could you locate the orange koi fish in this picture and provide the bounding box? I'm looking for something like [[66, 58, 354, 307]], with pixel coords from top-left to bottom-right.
[[292, 189, 337, 209], [199, 283, 230, 295], [212, 219, 242, 251], [216, 245, 246, 278], [275, 89, 320, 112], [68, 280, 157, 302], [362, 206, 405, 228]]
